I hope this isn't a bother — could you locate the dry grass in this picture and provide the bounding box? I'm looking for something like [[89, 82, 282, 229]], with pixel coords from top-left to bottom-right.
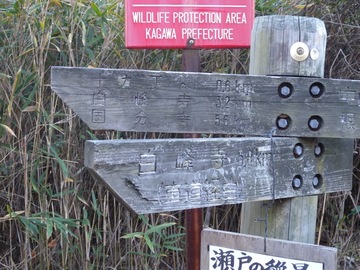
[[0, 0, 359, 269]]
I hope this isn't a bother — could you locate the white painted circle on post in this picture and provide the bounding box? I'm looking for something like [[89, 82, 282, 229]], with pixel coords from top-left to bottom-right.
[[310, 48, 320, 60], [290, 42, 309, 62]]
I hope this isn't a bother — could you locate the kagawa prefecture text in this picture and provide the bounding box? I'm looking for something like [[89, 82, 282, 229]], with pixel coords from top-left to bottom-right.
[[132, 11, 248, 40]]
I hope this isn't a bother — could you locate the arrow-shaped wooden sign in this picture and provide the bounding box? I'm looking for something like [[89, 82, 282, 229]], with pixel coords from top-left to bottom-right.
[[85, 137, 352, 214], [52, 67, 360, 138]]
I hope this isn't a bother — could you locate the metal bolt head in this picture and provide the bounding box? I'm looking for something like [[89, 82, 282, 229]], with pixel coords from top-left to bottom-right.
[[187, 38, 195, 46], [280, 86, 291, 97], [276, 114, 291, 130], [314, 143, 324, 157], [297, 47, 305, 55], [277, 118, 289, 129], [309, 119, 320, 129], [312, 176, 319, 187], [290, 42, 309, 62], [293, 144, 304, 158], [292, 176, 302, 189], [309, 83, 324, 98], [308, 116, 323, 131], [312, 174, 322, 189], [310, 85, 321, 96], [278, 83, 293, 98]]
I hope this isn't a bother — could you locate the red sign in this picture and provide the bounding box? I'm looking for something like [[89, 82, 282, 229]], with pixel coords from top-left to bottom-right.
[[125, 0, 254, 49]]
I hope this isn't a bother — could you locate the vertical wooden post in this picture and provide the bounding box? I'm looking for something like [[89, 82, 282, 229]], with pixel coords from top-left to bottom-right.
[[240, 15, 327, 243], [183, 49, 202, 270]]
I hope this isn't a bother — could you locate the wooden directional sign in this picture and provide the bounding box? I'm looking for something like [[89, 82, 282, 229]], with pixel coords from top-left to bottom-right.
[[52, 67, 360, 138], [84, 137, 352, 214], [201, 229, 337, 270]]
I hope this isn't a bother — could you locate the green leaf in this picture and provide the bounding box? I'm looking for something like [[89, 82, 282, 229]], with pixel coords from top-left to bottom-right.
[[121, 232, 144, 239], [350, 205, 360, 216], [145, 222, 176, 235], [90, 2, 103, 17], [46, 219, 53, 240], [144, 233, 155, 253], [0, 73, 11, 79], [163, 245, 183, 251], [50, 145, 69, 178]]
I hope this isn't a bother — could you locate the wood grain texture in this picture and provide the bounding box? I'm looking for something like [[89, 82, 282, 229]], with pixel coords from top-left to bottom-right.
[[201, 228, 337, 270], [51, 66, 360, 138], [250, 15, 326, 77], [241, 15, 329, 244], [84, 137, 352, 214]]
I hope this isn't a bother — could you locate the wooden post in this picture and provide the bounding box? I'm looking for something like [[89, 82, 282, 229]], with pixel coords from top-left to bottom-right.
[[183, 49, 202, 270], [240, 15, 327, 243]]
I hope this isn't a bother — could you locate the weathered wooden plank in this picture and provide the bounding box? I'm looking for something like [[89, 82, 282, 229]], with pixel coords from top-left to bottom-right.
[[84, 137, 353, 214], [52, 66, 360, 138], [201, 228, 337, 270]]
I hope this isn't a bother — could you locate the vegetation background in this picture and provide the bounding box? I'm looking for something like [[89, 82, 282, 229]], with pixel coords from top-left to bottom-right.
[[0, 0, 359, 269]]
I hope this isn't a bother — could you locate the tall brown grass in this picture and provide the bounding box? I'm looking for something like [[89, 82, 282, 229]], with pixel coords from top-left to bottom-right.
[[0, 0, 359, 269]]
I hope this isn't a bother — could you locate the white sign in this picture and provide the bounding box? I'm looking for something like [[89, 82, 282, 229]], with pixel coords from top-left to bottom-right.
[[209, 245, 323, 270], [201, 229, 337, 270]]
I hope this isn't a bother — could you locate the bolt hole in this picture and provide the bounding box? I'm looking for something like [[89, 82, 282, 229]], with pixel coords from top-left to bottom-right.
[[292, 175, 303, 190], [293, 143, 304, 158], [312, 174, 323, 189], [278, 83, 294, 99], [309, 82, 325, 98], [308, 115, 323, 131], [276, 114, 292, 130], [314, 143, 325, 157]]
